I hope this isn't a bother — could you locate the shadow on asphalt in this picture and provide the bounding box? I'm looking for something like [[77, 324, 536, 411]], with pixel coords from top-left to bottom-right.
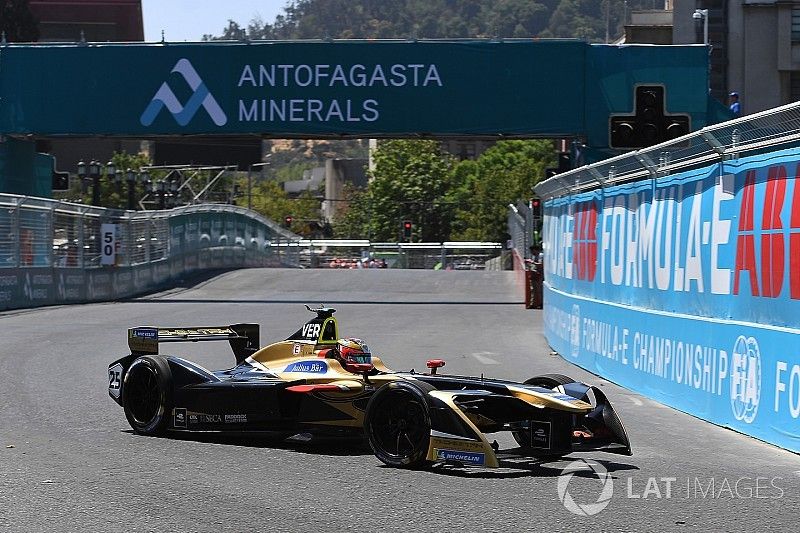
[[127, 298, 522, 305], [121, 429, 372, 457], [122, 430, 637, 478], [415, 457, 639, 480]]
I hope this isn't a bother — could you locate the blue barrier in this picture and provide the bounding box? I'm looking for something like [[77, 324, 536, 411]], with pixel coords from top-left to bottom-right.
[[542, 146, 800, 453]]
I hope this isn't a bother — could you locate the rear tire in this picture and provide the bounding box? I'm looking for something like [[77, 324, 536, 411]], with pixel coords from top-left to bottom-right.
[[364, 382, 431, 468], [122, 356, 172, 436]]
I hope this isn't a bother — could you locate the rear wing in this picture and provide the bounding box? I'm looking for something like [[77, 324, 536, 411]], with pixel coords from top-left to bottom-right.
[[128, 324, 259, 364]]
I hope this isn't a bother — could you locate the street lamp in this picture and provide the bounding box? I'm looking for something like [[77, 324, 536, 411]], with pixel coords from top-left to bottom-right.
[[693, 9, 708, 46], [169, 178, 179, 208], [107, 160, 120, 199], [126, 168, 137, 210], [89, 159, 101, 206], [77, 160, 87, 195], [157, 179, 166, 209]]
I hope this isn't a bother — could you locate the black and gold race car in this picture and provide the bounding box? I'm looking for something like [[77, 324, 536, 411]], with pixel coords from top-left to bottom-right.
[[108, 306, 631, 468]]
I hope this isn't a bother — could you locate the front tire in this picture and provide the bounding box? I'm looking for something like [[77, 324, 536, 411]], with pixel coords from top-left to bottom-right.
[[512, 373, 576, 450], [122, 356, 172, 436], [364, 382, 431, 468]]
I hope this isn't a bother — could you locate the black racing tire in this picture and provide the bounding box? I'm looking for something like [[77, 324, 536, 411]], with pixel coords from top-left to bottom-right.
[[523, 373, 576, 389], [512, 373, 576, 450], [122, 356, 173, 436], [364, 381, 431, 468]]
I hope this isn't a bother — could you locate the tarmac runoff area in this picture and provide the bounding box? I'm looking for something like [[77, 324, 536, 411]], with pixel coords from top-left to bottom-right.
[[0, 268, 798, 532]]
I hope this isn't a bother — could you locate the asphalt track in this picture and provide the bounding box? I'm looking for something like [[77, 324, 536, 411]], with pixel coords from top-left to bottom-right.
[[1, 268, 798, 533]]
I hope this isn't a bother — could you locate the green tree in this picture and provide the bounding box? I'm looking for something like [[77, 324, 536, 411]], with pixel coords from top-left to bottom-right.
[[335, 140, 454, 241], [451, 140, 554, 242], [0, 0, 38, 42], [249, 180, 320, 236]]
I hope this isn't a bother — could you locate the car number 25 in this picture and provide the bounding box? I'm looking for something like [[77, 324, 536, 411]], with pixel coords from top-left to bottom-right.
[[108, 363, 123, 399]]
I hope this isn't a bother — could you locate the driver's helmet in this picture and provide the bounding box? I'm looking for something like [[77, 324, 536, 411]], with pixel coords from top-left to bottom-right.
[[336, 338, 373, 373]]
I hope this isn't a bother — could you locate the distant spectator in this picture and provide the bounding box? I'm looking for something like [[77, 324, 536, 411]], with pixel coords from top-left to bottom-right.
[[728, 92, 741, 117]]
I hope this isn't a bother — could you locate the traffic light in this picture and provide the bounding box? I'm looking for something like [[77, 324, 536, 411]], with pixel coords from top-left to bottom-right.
[[531, 197, 542, 219], [52, 170, 69, 191], [609, 85, 690, 149], [283, 215, 293, 228], [402, 220, 413, 241]]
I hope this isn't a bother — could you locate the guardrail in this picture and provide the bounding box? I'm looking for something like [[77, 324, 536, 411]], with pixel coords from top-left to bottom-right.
[[286, 240, 502, 269], [534, 100, 800, 199], [0, 194, 301, 311]]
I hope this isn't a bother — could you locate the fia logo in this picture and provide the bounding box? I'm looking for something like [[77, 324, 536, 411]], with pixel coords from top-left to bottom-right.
[[140, 59, 227, 127], [301, 323, 321, 339], [730, 335, 762, 424]]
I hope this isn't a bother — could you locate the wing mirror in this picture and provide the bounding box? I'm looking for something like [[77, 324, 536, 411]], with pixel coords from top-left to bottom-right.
[[426, 359, 446, 375]]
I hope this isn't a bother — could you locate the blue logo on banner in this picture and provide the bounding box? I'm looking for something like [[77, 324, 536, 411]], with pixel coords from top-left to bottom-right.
[[284, 361, 328, 373], [141, 59, 227, 127], [436, 450, 485, 465]]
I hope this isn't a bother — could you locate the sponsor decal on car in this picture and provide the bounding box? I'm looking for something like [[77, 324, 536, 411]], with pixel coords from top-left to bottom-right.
[[529, 420, 552, 448], [108, 363, 123, 399], [174, 408, 187, 428], [284, 361, 328, 373], [132, 327, 158, 339], [436, 449, 486, 465], [224, 414, 247, 424]]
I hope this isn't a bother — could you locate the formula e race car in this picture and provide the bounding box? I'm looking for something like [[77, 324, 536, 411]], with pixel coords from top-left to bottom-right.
[[108, 307, 631, 468]]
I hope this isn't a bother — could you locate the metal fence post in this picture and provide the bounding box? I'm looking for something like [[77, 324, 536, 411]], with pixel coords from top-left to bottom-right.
[[77, 207, 85, 268]]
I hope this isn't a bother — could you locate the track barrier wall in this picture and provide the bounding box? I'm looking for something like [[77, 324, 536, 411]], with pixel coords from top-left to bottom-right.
[[540, 145, 800, 453], [0, 197, 300, 311]]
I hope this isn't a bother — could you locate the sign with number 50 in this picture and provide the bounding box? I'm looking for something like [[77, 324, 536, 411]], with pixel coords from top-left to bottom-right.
[[100, 223, 117, 266]]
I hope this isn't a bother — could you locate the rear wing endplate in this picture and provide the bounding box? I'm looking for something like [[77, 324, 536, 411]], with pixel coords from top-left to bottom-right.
[[128, 324, 259, 363]]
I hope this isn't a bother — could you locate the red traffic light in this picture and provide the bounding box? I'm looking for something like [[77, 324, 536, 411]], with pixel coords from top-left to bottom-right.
[[284, 215, 293, 226], [403, 221, 412, 230]]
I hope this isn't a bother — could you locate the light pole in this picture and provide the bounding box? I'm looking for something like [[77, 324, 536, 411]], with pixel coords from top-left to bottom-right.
[[89, 159, 101, 206], [169, 178, 179, 208], [693, 9, 708, 46], [126, 168, 137, 210], [107, 160, 119, 202], [77, 160, 88, 195], [157, 179, 166, 210]]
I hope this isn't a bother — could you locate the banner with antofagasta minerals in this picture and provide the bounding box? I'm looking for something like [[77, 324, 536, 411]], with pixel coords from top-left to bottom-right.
[[0, 41, 708, 138], [542, 145, 800, 452]]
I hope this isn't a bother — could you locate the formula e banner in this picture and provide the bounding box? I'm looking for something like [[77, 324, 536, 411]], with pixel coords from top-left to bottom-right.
[[545, 285, 800, 452], [542, 146, 800, 452], [543, 146, 800, 329]]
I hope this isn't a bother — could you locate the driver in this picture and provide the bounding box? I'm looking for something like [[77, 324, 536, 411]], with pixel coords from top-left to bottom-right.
[[334, 338, 373, 374]]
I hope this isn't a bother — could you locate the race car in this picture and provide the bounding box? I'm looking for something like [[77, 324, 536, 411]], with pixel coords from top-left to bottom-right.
[[108, 306, 631, 468]]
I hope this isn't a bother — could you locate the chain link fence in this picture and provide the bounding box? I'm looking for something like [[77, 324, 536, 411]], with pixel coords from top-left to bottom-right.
[[0, 195, 300, 311]]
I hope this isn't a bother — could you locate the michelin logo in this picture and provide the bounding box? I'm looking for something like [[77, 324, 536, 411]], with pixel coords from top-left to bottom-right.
[[141, 58, 227, 127]]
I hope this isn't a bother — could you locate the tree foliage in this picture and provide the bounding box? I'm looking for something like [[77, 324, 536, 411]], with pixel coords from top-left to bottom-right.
[[206, 0, 657, 42], [0, 0, 38, 42], [334, 139, 553, 242]]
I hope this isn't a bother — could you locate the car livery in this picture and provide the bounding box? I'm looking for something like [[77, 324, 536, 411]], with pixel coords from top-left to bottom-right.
[[108, 306, 631, 468]]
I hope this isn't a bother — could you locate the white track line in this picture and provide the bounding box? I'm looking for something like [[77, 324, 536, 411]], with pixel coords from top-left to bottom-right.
[[471, 352, 500, 365]]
